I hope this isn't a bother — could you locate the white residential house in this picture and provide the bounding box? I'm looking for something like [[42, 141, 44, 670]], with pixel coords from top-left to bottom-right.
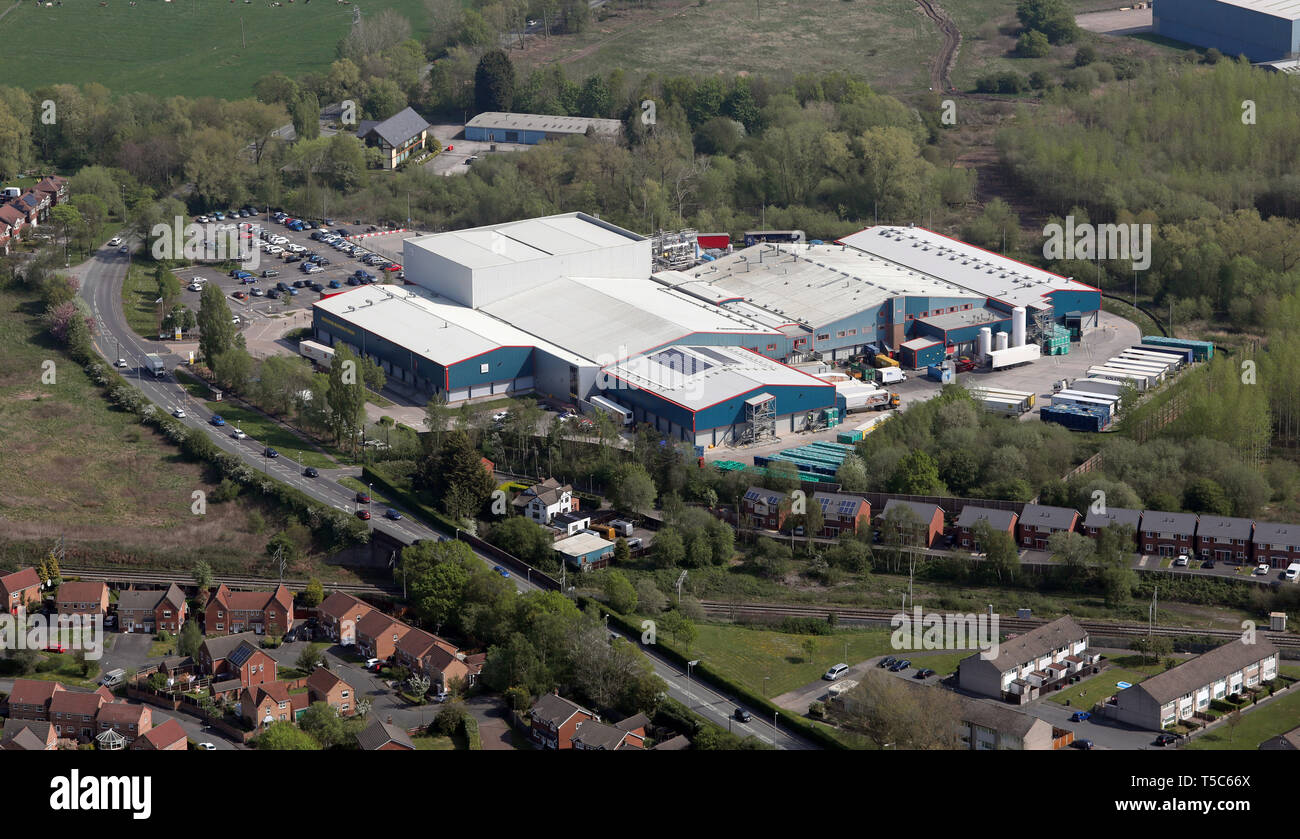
[[512, 478, 575, 524]]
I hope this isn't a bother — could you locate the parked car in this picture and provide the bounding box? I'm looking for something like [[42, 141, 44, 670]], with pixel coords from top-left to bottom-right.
[[888, 659, 911, 672], [232, 291, 247, 300], [914, 668, 936, 679], [197, 742, 217, 751], [261, 269, 279, 278], [1070, 710, 1091, 722], [878, 656, 897, 669], [492, 565, 510, 579], [251, 287, 265, 296], [356, 509, 371, 520], [1174, 554, 1189, 567], [328, 280, 341, 288], [823, 663, 850, 681], [1072, 739, 1094, 750], [1155, 733, 1178, 747], [1255, 563, 1271, 575]]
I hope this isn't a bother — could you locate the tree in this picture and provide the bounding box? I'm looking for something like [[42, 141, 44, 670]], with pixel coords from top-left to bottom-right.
[[421, 430, 495, 522], [299, 702, 349, 749], [604, 570, 638, 614], [296, 643, 327, 673], [326, 344, 367, 448], [887, 450, 946, 495], [475, 50, 516, 113], [613, 537, 630, 564], [835, 454, 868, 492], [1183, 477, 1231, 515], [256, 721, 321, 750], [1016, 0, 1078, 44], [973, 520, 1020, 584], [801, 637, 817, 664], [302, 578, 325, 608], [651, 528, 685, 569], [197, 284, 236, 366], [178, 619, 202, 659], [838, 669, 962, 749], [635, 578, 668, 614], [610, 462, 656, 517], [191, 560, 214, 592], [1048, 530, 1096, 576], [1016, 29, 1052, 58]]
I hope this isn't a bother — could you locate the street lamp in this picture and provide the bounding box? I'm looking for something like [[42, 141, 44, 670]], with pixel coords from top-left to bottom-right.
[[686, 659, 699, 697]]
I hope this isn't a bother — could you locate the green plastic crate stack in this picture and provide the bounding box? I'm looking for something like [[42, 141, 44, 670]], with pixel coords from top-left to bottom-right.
[[1044, 324, 1071, 356]]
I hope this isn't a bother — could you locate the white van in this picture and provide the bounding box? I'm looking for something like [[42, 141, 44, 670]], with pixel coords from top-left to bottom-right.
[[1286, 562, 1300, 582], [823, 663, 850, 681]]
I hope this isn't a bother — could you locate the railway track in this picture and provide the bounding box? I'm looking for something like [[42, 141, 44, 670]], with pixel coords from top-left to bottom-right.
[[62, 567, 398, 597], [699, 600, 1300, 649]]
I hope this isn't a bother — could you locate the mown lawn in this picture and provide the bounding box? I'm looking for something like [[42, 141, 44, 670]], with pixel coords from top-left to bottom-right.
[[1183, 686, 1300, 750]]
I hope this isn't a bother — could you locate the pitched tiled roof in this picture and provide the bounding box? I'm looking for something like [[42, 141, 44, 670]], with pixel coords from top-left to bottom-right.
[[1196, 515, 1254, 542], [200, 632, 261, 663], [880, 499, 942, 522], [356, 719, 414, 750], [56, 581, 107, 604], [0, 567, 41, 592], [1083, 507, 1142, 530], [98, 702, 149, 726], [50, 690, 106, 717], [1135, 638, 1279, 705], [955, 506, 1018, 531], [1018, 504, 1079, 530], [652, 734, 691, 750], [530, 693, 593, 727], [117, 584, 184, 613], [1141, 510, 1198, 535], [319, 592, 372, 622], [361, 106, 430, 148], [978, 615, 1088, 671], [306, 667, 348, 695], [3, 718, 53, 744], [357, 610, 407, 639], [135, 718, 186, 750], [1252, 521, 1300, 545], [572, 719, 630, 750], [1, 727, 49, 750], [7, 678, 63, 706]]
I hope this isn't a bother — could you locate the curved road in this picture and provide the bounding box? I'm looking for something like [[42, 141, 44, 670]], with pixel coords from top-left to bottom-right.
[[74, 242, 816, 750]]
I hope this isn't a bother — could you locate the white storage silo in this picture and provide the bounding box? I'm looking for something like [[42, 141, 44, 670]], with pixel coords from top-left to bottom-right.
[[995, 331, 1009, 352], [978, 327, 992, 360], [1012, 307, 1026, 347]]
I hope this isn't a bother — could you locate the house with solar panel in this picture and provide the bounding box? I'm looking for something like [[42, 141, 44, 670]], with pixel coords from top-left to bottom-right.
[[356, 106, 432, 169], [198, 632, 278, 688], [812, 492, 871, 538], [742, 486, 790, 531]]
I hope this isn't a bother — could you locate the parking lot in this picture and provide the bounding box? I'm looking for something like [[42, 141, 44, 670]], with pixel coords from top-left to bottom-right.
[[174, 211, 411, 331]]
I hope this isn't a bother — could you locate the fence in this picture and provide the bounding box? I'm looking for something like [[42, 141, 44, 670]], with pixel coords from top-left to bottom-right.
[[455, 530, 561, 592], [1062, 452, 1104, 480]]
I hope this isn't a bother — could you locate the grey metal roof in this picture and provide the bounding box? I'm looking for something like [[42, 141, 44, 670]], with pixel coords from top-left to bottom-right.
[[1195, 515, 1254, 542], [360, 106, 429, 148], [1141, 510, 1198, 535], [1083, 507, 1142, 530], [466, 111, 623, 137], [955, 506, 1017, 531], [1251, 521, 1300, 545], [1134, 638, 1279, 705], [1018, 504, 1079, 531]]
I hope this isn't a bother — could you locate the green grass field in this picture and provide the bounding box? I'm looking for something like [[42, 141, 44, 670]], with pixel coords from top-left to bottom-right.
[[0, 0, 434, 99], [677, 622, 979, 698], [1183, 686, 1300, 750]]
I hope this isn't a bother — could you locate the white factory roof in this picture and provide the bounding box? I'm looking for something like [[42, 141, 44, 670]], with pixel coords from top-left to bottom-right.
[[668, 243, 979, 327], [481, 276, 780, 364], [403, 212, 641, 271], [466, 111, 624, 137], [601, 344, 833, 411], [1210, 0, 1300, 19], [313, 284, 584, 367], [838, 225, 1099, 309], [554, 531, 615, 558]]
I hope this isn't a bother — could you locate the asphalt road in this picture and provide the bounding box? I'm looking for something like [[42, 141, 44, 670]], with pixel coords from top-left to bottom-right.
[[75, 241, 819, 750]]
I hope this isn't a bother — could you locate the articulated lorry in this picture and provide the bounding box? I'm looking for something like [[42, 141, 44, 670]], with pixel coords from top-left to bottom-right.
[[143, 353, 166, 378]]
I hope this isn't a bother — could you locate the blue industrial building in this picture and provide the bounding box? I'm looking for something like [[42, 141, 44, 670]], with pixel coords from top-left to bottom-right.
[[464, 112, 624, 145], [1154, 0, 1300, 60]]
